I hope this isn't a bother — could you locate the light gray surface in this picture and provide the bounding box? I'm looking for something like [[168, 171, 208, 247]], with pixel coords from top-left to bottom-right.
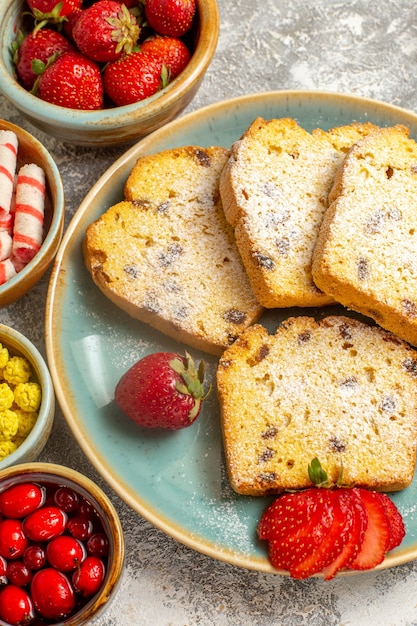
[[2, 0, 417, 624]]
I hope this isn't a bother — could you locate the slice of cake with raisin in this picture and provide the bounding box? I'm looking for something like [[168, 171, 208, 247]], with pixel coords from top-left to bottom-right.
[[216, 315, 417, 496], [219, 117, 378, 308], [312, 124, 417, 348], [83, 146, 264, 356]]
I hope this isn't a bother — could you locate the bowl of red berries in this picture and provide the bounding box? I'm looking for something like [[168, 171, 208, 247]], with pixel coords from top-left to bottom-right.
[[0, 0, 220, 147], [0, 462, 125, 625], [0, 118, 65, 307]]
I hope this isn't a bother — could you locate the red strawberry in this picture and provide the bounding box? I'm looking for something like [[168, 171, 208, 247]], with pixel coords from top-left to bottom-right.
[[27, 0, 82, 25], [103, 50, 164, 106], [36, 51, 104, 110], [114, 351, 206, 430], [258, 459, 406, 579], [375, 492, 406, 552], [72, 0, 140, 63], [141, 36, 191, 79], [63, 8, 83, 42], [321, 488, 368, 580], [145, 0, 196, 37], [349, 489, 390, 570], [14, 28, 74, 90]]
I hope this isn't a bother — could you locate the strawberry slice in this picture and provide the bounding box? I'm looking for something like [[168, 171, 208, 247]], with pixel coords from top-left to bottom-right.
[[258, 489, 316, 541], [322, 488, 368, 580], [258, 489, 325, 572], [290, 489, 349, 579], [376, 493, 405, 552], [349, 489, 390, 570]]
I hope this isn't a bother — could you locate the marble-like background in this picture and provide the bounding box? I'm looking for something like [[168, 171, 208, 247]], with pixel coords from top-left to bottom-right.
[[2, 0, 417, 624]]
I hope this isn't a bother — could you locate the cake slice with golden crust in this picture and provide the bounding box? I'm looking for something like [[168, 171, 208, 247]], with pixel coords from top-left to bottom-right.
[[217, 315, 417, 496], [83, 146, 264, 356]]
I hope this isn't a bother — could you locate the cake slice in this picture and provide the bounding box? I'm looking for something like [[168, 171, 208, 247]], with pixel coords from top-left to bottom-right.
[[219, 117, 378, 308], [216, 315, 417, 496], [312, 124, 417, 348], [83, 146, 264, 356]]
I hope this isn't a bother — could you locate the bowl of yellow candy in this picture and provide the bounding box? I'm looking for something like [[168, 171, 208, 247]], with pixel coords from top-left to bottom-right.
[[0, 323, 54, 469]]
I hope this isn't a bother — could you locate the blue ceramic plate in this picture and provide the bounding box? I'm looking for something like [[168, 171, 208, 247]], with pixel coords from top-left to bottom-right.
[[46, 91, 417, 574]]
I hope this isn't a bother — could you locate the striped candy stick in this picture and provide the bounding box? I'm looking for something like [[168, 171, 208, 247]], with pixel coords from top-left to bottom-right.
[[0, 130, 18, 215], [0, 258, 16, 285], [0, 232, 12, 262], [12, 163, 46, 265]]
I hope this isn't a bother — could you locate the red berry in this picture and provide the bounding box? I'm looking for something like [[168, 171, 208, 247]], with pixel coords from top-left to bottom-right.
[[87, 532, 109, 557], [23, 505, 67, 541], [141, 36, 191, 79], [27, 0, 82, 18], [349, 489, 391, 570], [72, 0, 140, 63], [7, 561, 33, 587], [37, 51, 104, 110], [23, 544, 46, 570], [31, 568, 75, 620], [0, 482, 45, 518], [0, 585, 35, 625], [53, 486, 79, 513], [72, 556, 105, 597], [0, 519, 28, 560], [115, 351, 206, 429], [145, 0, 196, 37], [46, 535, 86, 571], [103, 50, 164, 106], [67, 515, 94, 540], [14, 28, 74, 90]]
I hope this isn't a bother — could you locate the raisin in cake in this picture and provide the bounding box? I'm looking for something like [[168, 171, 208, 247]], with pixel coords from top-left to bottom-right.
[[312, 124, 417, 348], [83, 146, 264, 356], [216, 315, 417, 496], [219, 117, 378, 308]]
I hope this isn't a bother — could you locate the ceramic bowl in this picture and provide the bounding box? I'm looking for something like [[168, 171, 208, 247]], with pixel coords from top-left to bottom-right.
[[0, 462, 125, 624], [0, 119, 65, 307], [0, 0, 220, 147], [0, 323, 55, 470]]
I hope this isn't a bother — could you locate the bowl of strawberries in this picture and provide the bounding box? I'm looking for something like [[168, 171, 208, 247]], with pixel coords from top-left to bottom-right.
[[0, 0, 220, 147]]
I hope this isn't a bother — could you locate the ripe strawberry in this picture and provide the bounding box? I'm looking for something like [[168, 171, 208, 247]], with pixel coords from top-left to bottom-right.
[[27, 0, 82, 25], [114, 351, 207, 430], [257, 459, 406, 579], [103, 50, 164, 106], [145, 0, 197, 37], [63, 8, 83, 42], [14, 28, 74, 90], [36, 51, 104, 110], [349, 489, 390, 570], [72, 0, 140, 63], [141, 36, 191, 79]]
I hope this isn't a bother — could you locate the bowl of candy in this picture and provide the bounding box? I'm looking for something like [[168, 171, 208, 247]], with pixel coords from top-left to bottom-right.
[[0, 119, 65, 307], [0, 0, 220, 147], [0, 462, 125, 625], [0, 323, 55, 471]]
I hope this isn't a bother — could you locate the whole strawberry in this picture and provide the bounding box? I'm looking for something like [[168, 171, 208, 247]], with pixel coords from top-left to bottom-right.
[[72, 0, 140, 63], [14, 28, 74, 90], [103, 50, 164, 106], [114, 352, 207, 430], [36, 51, 104, 110], [141, 36, 191, 79], [145, 0, 197, 37]]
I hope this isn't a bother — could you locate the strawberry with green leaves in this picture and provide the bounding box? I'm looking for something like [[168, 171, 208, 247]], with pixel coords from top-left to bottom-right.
[[72, 0, 140, 63], [141, 36, 191, 79], [35, 51, 104, 110], [258, 458, 406, 579], [114, 352, 207, 430], [27, 0, 82, 26], [14, 28, 74, 90], [145, 0, 196, 37], [103, 50, 165, 106]]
